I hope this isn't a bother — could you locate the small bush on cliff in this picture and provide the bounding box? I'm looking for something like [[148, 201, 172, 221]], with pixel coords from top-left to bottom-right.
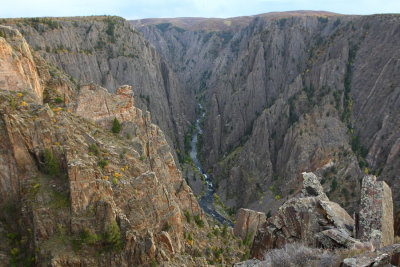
[[112, 117, 120, 133], [184, 209, 191, 223], [98, 159, 108, 169], [104, 220, 122, 251], [44, 149, 59, 176], [163, 222, 171, 232], [89, 143, 100, 156], [194, 215, 204, 228]]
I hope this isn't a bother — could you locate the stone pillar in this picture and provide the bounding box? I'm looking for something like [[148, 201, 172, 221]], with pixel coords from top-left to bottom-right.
[[357, 175, 394, 248], [234, 208, 266, 240]]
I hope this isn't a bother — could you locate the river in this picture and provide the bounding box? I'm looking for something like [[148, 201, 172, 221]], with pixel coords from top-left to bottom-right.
[[189, 103, 233, 226]]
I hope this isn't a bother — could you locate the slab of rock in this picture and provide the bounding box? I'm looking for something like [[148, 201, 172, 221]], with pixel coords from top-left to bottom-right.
[[357, 175, 394, 248], [316, 228, 368, 249], [319, 200, 354, 232], [234, 208, 266, 240]]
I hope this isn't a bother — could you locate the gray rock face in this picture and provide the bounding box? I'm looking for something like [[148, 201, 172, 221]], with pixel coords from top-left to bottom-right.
[[357, 175, 394, 248], [134, 13, 400, 217], [2, 16, 196, 161]]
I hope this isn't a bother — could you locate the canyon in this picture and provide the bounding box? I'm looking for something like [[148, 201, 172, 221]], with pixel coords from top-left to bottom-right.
[[132, 12, 400, 219], [0, 10, 399, 266]]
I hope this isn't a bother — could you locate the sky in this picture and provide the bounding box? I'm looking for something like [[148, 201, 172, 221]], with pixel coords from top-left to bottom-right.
[[1, 0, 400, 19]]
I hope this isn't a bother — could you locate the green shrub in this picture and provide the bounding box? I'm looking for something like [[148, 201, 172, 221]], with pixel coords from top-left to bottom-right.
[[112, 117, 120, 133], [222, 222, 228, 238], [104, 220, 122, 251], [163, 222, 171, 232], [54, 97, 63, 104], [184, 209, 191, 223], [194, 215, 204, 228], [213, 228, 220, 236], [89, 143, 100, 156], [266, 210, 272, 218], [98, 159, 108, 169], [243, 230, 254, 247], [44, 149, 59, 176]]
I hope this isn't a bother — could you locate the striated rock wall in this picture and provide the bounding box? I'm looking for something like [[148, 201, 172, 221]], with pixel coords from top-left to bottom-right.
[[135, 13, 400, 217], [1, 16, 196, 162]]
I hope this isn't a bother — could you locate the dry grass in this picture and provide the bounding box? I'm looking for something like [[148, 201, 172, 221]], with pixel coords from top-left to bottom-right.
[[261, 243, 371, 267]]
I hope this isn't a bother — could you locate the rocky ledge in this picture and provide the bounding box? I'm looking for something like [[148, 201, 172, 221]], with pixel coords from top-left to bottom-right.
[[234, 172, 397, 266]]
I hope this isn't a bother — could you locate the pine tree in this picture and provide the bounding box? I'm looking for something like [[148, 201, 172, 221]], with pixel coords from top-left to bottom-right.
[[112, 117, 120, 133]]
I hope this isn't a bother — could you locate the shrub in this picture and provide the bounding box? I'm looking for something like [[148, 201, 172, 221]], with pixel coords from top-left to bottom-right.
[[264, 243, 322, 267], [112, 117, 120, 133], [213, 228, 220, 236], [98, 159, 108, 169], [184, 209, 191, 223], [222, 222, 228, 238], [266, 210, 272, 218], [243, 231, 254, 247], [44, 149, 59, 176], [163, 222, 171, 232], [194, 215, 204, 228], [104, 220, 122, 251], [89, 143, 100, 156], [54, 97, 63, 103]]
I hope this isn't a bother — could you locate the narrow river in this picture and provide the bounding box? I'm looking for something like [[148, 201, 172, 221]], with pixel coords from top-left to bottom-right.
[[189, 103, 233, 226]]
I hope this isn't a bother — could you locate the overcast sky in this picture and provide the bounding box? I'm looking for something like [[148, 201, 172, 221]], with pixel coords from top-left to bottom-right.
[[1, 0, 400, 19]]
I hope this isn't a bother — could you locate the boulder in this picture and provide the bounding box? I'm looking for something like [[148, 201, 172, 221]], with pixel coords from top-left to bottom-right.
[[356, 175, 394, 248], [234, 208, 266, 240], [301, 172, 328, 200], [319, 200, 354, 232]]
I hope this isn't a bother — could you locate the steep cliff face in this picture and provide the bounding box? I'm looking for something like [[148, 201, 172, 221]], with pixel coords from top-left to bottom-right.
[[0, 26, 246, 266], [1, 16, 196, 159], [133, 13, 400, 217], [0, 26, 43, 102]]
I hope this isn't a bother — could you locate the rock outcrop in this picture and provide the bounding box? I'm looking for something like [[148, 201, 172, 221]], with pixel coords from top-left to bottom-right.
[[2, 16, 196, 165], [234, 208, 266, 240], [251, 172, 359, 259], [356, 175, 394, 248]]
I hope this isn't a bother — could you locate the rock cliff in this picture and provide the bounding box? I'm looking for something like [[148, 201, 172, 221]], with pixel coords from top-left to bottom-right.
[[1, 16, 196, 162], [0, 26, 245, 266], [133, 13, 400, 220]]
